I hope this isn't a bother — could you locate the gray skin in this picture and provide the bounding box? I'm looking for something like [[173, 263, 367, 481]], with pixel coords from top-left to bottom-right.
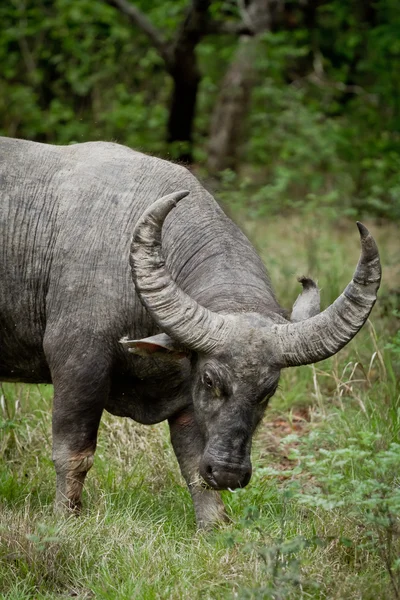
[[0, 137, 381, 528]]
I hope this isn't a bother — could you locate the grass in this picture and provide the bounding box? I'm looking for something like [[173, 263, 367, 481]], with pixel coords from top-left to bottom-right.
[[1, 212, 399, 599]]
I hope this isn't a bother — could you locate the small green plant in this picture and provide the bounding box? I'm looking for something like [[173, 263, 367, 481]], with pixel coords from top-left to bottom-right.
[[25, 522, 61, 552], [293, 436, 400, 599], [222, 498, 324, 599]]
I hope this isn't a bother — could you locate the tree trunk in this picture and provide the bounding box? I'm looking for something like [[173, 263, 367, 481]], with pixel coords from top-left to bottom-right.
[[106, 0, 257, 165], [106, 0, 211, 164], [206, 0, 276, 174], [166, 0, 211, 163], [167, 70, 200, 164], [207, 36, 256, 173]]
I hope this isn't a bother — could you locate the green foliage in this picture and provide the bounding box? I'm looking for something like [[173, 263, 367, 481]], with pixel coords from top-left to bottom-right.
[[227, 388, 400, 597], [0, 0, 174, 150], [222, 502, 325, 599], [1, 0, 399, 219], [212, 1, 400, 220], [236, 3, 400, 220], [294, 435, 400, 598]]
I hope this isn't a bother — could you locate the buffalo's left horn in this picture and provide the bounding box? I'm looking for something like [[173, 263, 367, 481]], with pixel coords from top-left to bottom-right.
[[129, 190, 231, 353], [272, 222, 381, 367]]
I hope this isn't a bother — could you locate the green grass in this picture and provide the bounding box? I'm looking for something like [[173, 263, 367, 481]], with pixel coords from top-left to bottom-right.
[[1, 214, 399, 599]]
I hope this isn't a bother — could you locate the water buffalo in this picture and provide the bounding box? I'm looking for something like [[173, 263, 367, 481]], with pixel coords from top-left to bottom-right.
[[0, 137, 381, 528]]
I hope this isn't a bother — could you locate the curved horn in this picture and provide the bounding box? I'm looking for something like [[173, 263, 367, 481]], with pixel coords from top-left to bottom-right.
[[130, 191, 230, 353], [272, 223, 381, 367]]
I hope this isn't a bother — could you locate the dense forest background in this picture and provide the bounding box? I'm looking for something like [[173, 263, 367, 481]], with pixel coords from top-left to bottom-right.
[[1, 0, 400, 220]]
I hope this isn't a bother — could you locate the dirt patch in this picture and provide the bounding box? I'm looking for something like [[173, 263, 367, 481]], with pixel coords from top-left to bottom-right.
[[256, 407, 313, 477]]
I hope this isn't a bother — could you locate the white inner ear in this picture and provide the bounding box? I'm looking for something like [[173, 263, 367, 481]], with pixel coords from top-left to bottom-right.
[[120, 333, 188, 358]]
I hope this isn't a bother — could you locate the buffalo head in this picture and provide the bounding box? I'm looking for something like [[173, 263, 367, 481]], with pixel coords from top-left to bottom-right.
[[122, 191, 381, 491]]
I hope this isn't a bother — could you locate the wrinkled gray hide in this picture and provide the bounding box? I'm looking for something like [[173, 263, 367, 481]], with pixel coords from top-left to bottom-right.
[[0, 137, 381, 528]]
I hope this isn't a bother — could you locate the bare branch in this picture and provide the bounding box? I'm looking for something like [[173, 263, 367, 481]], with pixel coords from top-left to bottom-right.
[[290, 54, 379, 104], [237, 0, 257, 33], [206, 19, 253, 36], [237, 0, 285, 34], [106, 0, 172, 66], [173, 0, 212, 50]]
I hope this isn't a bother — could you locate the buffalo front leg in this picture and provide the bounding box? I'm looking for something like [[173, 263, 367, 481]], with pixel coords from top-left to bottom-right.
[[53, 440, 96, 512], [51, 384, 107, 512], [169, 408, 227, 529], [47, 348, 110, 513]]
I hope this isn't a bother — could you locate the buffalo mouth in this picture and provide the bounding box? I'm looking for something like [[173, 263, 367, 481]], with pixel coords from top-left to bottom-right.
[[199, 456, 252, 491]]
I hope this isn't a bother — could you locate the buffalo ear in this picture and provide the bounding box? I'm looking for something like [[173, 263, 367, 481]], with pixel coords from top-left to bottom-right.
[[290, 277, 320, 322], [120, 333, 189, 359]]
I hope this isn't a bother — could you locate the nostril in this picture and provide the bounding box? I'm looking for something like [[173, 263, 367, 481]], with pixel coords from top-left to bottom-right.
[[206, 464, 213, 476], [242, 470, 251, 487]]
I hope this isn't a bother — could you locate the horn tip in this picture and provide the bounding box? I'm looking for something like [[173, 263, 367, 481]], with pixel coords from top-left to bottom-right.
[[164, 189, 190, 212], [174, 189, 190, 203], [356, 221, 380, 262], [356, 221, 369, 238]]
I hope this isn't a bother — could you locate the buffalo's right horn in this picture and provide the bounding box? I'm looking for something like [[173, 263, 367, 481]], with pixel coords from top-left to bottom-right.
[[272, 223, 381, 367], [129, 191, 231, 353]]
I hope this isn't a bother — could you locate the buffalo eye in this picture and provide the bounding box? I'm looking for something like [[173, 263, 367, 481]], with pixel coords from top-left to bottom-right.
[[203, 372, 214, 389]]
